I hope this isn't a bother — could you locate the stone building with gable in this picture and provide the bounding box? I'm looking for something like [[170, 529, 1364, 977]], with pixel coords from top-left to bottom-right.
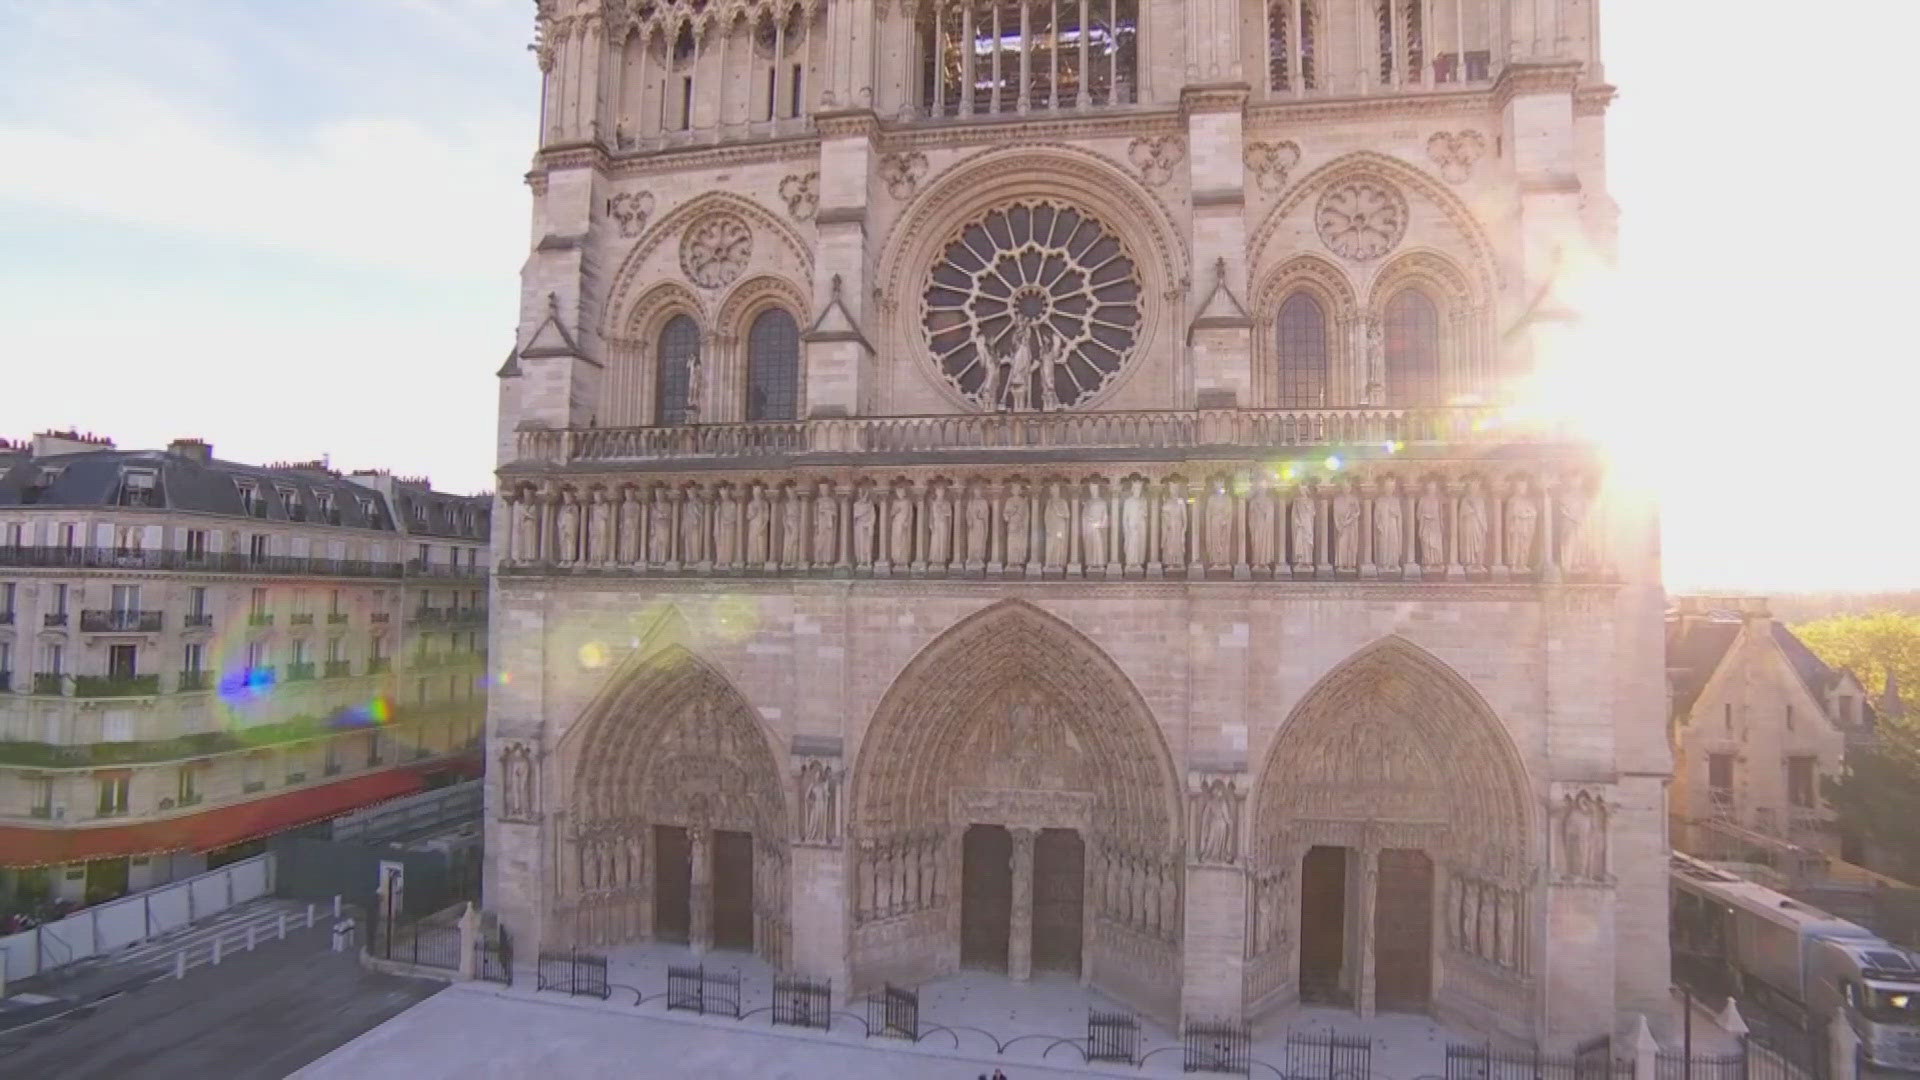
[[488, 0, 1667, 1045]]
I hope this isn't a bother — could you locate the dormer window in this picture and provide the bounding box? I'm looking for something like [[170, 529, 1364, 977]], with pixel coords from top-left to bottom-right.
[[355, 496, 375, 519], [413, 501, 428, 525], [315, 491, 335, 522], [277, 487, 300, 518], [119, 470, 157, 507], [238, 483, 262, 516]]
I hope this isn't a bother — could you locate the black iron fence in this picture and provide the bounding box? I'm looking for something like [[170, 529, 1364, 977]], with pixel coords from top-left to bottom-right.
[[771, 974, 832, 1030], [536, 949, 610, 999], [476, 927, 512, 986], [664, 964, 742, 1018], [1449, 1040, 1635, 1080], [866, 982, 919, 1041], [1185, 1016, 1253, 1075], [1089, 1009, 1140, 1065], [370, 915, 461, 970]]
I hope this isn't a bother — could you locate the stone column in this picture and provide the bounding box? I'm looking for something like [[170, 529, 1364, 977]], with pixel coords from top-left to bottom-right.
[[1446, 479, 1466, 580], [1540, 477, 1561, 582], [1009, 827, 1036, 981], [1356, 846, 1380, 1018], [689, 826, 712, 956], [1359, 480, 1378, 579]]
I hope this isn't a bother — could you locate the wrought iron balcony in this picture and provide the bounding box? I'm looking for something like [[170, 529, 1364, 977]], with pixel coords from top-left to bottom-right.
[[326, 613, 349, 625], [404, 559, 489, 580], [43, 612, 67, 628], [32, 673, 63, 695], [289, 613, 315, 626], [177, 670, 211, 692], [514, 405, 1546, 468], [0, 611, 12, 625], [184, 613, 214, 629], [409, 607, 448, 626], [248, 613, 274, 627], [73, 674, 161, 698], [370, 612, 391, 625], [324, 660, 352, 679], [285, 662, 316, 682], [0, 546, 407, 579], [80, 609, 164, 633], [0, 670, 9, 692], [367, 657, 391, 674]]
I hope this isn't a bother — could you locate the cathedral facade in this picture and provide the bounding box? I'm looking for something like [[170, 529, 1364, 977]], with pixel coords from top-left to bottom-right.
[[489, 0, 1667, 1046]]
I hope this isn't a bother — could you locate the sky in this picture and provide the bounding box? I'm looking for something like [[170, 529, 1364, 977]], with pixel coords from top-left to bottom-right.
[[0, 1, 1914, 593]]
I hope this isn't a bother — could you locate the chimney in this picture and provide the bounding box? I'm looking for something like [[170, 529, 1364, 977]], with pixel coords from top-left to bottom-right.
[[168, 438, 213, 464], [32, 430, 115, 457]]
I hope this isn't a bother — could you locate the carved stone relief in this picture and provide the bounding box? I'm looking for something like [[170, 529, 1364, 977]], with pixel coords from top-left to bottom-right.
[[607, 190, 655, 238], [679, 212, 753, 288], [796, 758, 841, 845], [878, 151, 928, 200], [778, 171, 819, 221], [1191, 775, 1242, 865], [1315, 179, 1409, 262], [1243, 140, 1303, 194], [499, 741, 538, 822], [1426, 131, 1487, 184], [1128, 135, 1185, 187], [1555, 787, 1612, 884]]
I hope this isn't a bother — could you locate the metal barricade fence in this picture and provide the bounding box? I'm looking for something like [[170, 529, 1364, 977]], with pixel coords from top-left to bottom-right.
[[1089, 1009, 1140, 1064], [772, 974, 831, 1030], [1185, 1016, 1252, 1075], [536, 948, 610, 999], [1290, 1027, 1371, 1080], [866, 982, 919, 1040]]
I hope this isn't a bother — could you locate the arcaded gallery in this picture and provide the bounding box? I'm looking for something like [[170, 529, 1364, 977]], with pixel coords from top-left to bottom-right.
[[486, 0, 1666, 1047]]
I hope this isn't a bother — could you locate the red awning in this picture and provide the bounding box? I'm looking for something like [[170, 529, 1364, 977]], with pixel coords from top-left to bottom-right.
[[0, 768, 431, 868]]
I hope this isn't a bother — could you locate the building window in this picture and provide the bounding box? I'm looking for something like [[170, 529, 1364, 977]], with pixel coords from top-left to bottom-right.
[[655, 314, 700, 425], [250, 587, 268, 618], [1275, 291, 1329, 407], [1377, 0, 1422, 85], [58, 523, 76, 549], [1708, 752, 1734, 793], [1266, 1, 1318, 92], [1, 581, 13, 618], [111, 584, 139, 613], [238, 484, 259, 516], [1787, 756, 1816, 809], [242, 754, 267, 794], [30, 777, 52, 817], [4, 523, 21, 548], [249, 534, 270, 562], [1723, 702, 1733, 731], [44, 642, 64, 676], [52, 583, 68, 615], [183, 529, 207, 559], [1383, 289, 1442, 407], [97, 774, 130, 817], [918, 0, 1138, 117], [188, 586, 207, 618], [114, 526, 144, 556], [745, 308, 800, 421], [184, 642, 203, 674], [108, 644, 137, 680]]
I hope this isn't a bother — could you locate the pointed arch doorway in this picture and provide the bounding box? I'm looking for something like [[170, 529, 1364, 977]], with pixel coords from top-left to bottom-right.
[[1247, 637, 1535, 1025], [849, 601, 1185, 1018], [551, 646, 791, 964]]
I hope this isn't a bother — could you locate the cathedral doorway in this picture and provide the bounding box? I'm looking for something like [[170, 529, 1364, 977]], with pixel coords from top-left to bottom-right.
[[1298, 845, 1349, 1005], [1032, 828, 1085, 975], [961, 825, 1013, 970], [711, 830, 756, 951], [653, 824, 692, 943], [1373, 848, 1433, 1014]]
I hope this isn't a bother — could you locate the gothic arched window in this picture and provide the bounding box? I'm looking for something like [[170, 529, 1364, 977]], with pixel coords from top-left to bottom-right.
[[1383, 289, 1442, 407], [655, 314, 700, 425], [746, 308, 800, 422], [1267, 1, 1317, 93], [1275, 292, 1328, 407], [918, 0, 1139, 117]]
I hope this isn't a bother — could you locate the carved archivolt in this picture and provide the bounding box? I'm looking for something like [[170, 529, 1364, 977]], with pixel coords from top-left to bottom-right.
[[1251, 636, 1534, 884], [1316, 178, 1409, 262], [680, 212, 754, 288]]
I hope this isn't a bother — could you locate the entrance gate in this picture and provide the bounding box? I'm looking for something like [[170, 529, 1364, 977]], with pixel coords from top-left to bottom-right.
[[654, 825, 691, 943], [961, 824, 1012, 969], [1031, 828, 1084, 975], [1373, 848, 1434, 1013], [1298, 845, 1348, 1004], [711, 830, 754, 951]]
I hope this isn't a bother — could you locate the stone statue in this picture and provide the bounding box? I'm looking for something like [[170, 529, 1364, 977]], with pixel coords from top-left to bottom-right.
[[1248, 484, 1276, 567], [928, 487, 953, 566], [1290, 491, 1315, 567], [1121, 479, 1147, 568], [1002, 328, 1037, 412], [1205, 484, 1233, 568], [888, 492, 914, 564], [555, 496, 580, 564], [1561, 790, 1607, 881], [1196, 780, 1235, 863], [500, 743, 533, 820], [745, 490, 768, 565], [1003, 485, 1031, 565], [587, 493, 611, 565], [1160, 483, 1188, 565], [965, 487, 990, 565], [1256, 870, 1286, 955], [681, 489, 706, 564], [852, 490, 877, 566], [648, 491, 672, 563], [716, 492, 739, 567], [800, 761, 835, 843], [1332, 487, 1360, 569], [618, 491, 642, 564], [1034, 326, 1068, 412], [514, 496, 540, 563], [1459, 482, 1489, 569], [1416, 481, 1444, 567], [812, 487, 838, 565], [1043, 485, 1071, 567], [1505, 481, 1539, 571], [1559, 487, 1599, 573], [1374, 483, 1403, 570], [1497, 890, 1517, 968], [1082, 485, 1109, 567], [780, 490, 804, 567]]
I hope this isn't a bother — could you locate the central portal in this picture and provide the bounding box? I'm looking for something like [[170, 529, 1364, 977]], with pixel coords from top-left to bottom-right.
[[961, 824, 1013, 969], [1373, 848, 1433, 1013], [711, 830, 755, 952], [1031, 828, 1085, 975], [1298, 845, 1349, 1005]]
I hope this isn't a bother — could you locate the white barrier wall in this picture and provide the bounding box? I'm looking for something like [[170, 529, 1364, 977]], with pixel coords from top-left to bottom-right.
[[0, 853, 275, 980]]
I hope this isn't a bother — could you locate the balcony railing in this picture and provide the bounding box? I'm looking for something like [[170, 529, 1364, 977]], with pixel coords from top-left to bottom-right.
[[404, 559, 489, 580], [409, 607, 447, 626], [323, 660, 352, 679], [80, 609, 164, 633], [0, 546, 407, 579], [73, 674, 161, 698], [367, 657, 391, 674], [184, 613, 214, 629], [178, 670, 210, 692], [0, 670, 9, 692], [326, 613, 349, 625], [409, 654, 445, 671], [32, 673, 63, 695], [0, 611, 12, 625], [514, 406, 1546, 467], [369, 612, 391, 625], [248, 613, 274, 627], [289, 613, 315, 626], [285, 662, 316, 682], [43, 612, 67, 628]]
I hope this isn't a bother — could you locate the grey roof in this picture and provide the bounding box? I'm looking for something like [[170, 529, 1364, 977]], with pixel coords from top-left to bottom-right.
[[0, 447, 403, 532], [1664, 607, 1880, 729], [391, 486, 491, 541]]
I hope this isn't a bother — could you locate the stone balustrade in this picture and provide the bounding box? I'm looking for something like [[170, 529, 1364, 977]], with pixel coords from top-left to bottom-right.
[[514, 405, 1553, 467], [498, 457, 1610, 584]]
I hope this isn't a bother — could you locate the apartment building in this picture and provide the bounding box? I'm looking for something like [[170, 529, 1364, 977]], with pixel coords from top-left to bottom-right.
[[0, 431, 489, 905]]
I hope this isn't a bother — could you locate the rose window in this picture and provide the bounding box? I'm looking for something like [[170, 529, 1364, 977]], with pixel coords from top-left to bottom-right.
[[922, 200, 1142, 411], [1315, 179, 1408, 262]]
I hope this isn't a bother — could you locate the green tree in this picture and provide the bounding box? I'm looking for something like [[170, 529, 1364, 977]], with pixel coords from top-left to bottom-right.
[[1822, 729, 1920, 881], [1794, 611, 1920, 722]]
